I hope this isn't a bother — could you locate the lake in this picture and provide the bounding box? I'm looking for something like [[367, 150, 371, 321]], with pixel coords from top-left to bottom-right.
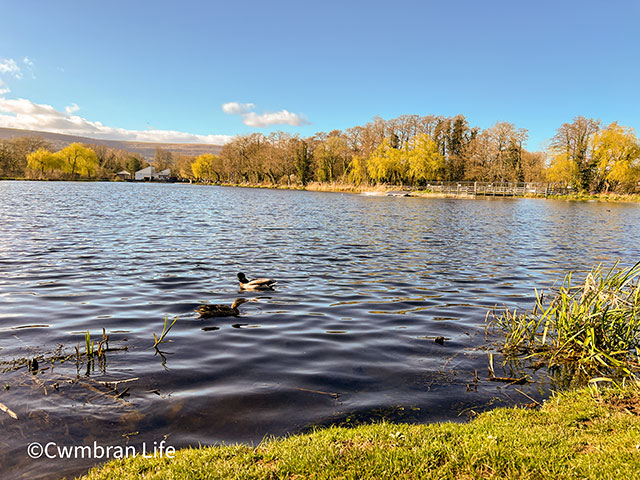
[[1, 181, 639, 479]]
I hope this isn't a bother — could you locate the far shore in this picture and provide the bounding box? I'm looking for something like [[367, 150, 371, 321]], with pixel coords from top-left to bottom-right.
[[196, 180, 640, 203], [2, 177, 640, 203]]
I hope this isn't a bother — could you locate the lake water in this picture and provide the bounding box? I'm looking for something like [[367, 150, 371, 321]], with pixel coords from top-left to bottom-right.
[[1, 181, 639, 479]]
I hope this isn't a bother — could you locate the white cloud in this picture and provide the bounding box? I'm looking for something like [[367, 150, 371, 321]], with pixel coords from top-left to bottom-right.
[[242, 110, 309, 127], [0, 97, 231, 144], [22, 57, 36, 79], [222, 101, 310, 127], [222, 102, 256, 114], [0, 59, 22, 79], [0, 57, 28, 90], [65, 103, 80, 114]]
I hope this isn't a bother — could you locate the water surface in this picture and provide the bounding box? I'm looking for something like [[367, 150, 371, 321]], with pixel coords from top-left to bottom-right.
[[1, 181, 639, 479]]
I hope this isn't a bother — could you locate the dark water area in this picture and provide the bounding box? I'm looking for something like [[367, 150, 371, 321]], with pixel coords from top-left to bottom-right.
[[1, 181, 639, 479]]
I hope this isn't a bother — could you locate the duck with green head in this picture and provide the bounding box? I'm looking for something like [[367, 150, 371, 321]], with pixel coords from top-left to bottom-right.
[[237, 272, 277, 290]]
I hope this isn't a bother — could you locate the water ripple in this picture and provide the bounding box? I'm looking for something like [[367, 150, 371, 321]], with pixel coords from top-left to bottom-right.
[[1, 181, 639, 479]]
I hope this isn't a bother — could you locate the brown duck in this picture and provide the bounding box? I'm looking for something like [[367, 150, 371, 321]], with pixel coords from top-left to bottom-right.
[[196, 298, 251, 318]]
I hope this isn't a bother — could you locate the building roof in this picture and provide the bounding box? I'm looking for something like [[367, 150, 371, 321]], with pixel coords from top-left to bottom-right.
[[136, 166, 155, 174], [116, 170, 131, 175]]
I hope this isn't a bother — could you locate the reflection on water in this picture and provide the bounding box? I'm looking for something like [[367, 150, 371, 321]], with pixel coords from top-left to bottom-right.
[[1, 181, 639, 479]]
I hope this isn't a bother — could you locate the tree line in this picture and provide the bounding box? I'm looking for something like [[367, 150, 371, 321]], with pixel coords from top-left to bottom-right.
[[1, 114, 638, 192], [190, 114, 639, 193], [0, 137, 147, 180]]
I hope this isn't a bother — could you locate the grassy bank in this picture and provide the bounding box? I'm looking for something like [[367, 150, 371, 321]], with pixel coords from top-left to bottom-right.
[[207, 180, 388, 194], [544, 192, 640, 203], [4, 178, 640, 202], [210, 181, 640, 202], [80, 385, 640, 480], [410, 190, 640, 203]]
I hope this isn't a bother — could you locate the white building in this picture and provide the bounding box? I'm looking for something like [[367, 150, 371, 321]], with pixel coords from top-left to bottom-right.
[[135, 166, 156, 181], [134, 167, 171, 181], [157, 168, 171, 180]]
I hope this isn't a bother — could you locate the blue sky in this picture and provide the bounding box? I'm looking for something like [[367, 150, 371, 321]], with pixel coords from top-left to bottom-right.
[[1, 0, 638, 150]]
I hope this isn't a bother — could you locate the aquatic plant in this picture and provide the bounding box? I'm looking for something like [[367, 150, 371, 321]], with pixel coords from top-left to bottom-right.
[[81, 328, 110, 359], [153, 316, 178, 350], [85, 330, 94, 357], [490, 262, 640, 381]]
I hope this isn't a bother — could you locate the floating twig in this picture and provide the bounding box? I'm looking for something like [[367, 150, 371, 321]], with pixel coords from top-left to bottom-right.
[[515, 388, 541, 406], [94, 377, 139, 391], [293, 387, 340, 399], [75, 379, 131, 406], [114, 387, 130, 399], [0, 402, 18, 420], [24, 371, 48, 395], [487, 375, 533, 385], [467, 369, 479, 392]]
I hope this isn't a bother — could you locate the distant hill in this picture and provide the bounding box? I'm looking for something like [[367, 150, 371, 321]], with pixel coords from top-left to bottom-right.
[[0, 127, 223, 160]]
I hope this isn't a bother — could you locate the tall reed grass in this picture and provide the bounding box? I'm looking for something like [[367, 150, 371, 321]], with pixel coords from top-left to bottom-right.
[[490, 262, 640, 381]]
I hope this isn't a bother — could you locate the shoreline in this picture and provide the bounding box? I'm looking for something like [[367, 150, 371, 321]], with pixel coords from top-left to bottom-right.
[[81, 384, 640, 479], [204, 181, 640, 203], [2, 177, 640, 203]]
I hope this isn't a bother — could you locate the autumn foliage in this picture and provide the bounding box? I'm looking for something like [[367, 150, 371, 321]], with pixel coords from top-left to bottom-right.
[[2, 114, 639, 193]]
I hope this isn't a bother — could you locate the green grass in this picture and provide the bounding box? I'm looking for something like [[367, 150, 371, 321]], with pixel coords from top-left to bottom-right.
[[544, 193, 640, 203], [490, 262, 640, 382], [79, 385, 640, 479]]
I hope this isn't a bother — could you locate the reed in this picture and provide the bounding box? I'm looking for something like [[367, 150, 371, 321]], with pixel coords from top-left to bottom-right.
[[490, 262, 640, 381], [153, 316, 178, 349], [85, 330, 94, 357]]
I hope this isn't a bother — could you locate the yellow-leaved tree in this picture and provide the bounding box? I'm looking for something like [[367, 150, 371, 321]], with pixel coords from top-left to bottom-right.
[[191, 154, 218, 182], [348, 155, 368, 186], [546, 151, 578, 185], [57, 143, 98, 178], [367, 138, 406, 184], [591, 122, 640, 192], [26, 148, 60, 177], [407, 133, 444, 184]]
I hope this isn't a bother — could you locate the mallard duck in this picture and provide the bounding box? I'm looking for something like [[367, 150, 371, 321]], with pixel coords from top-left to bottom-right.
[[237, 272, 277, 290], [196, 298, 250, 318]]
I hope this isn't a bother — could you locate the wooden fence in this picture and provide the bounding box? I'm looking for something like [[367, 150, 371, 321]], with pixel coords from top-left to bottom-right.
[[405, 182, 571, 197]]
